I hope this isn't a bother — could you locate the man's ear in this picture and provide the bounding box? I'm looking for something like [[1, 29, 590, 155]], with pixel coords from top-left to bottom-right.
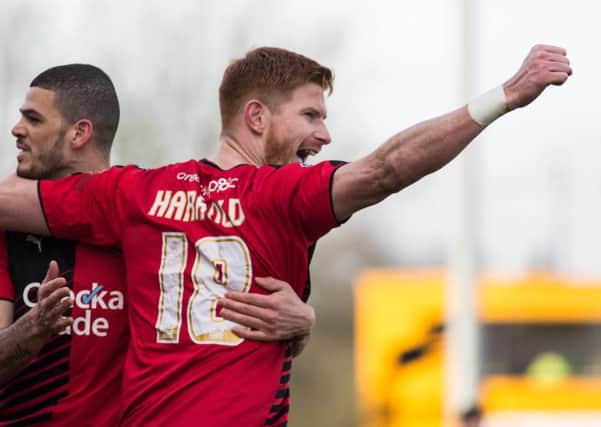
[[69, 119, 93, 149], [243, 99, 268, 135]]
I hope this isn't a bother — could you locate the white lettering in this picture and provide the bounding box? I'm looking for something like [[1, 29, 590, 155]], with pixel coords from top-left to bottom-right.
[[21, 281, 124, 337], [72, 309, 92, 335], [183, 191, 197, 222], [91, 284, 108, 309], [148, 191, 246, 228], [75, 289, 91, 309], [148, 190, 172, 217], [195, 195, 207, 221], [165, 191, 187, 220], [207, 202, 222, 224], [200, 178, 238, 197], [23, 282, 41, 308], [64, 313, 109, 337], [229, 199, 245, 227], [92, 317, 109, 336], [176, 172, 200, 183], [107, 291, 125, 310]]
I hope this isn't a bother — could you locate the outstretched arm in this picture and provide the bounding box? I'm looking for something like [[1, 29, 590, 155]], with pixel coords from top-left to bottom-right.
[[0, 175, 49, 235], [332, 44, 572, 220], [0, 261, 73, 384], [220, 277, 315, 357]]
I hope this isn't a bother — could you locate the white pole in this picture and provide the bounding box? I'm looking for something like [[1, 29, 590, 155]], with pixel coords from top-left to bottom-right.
[[445, 0, 480, 424]]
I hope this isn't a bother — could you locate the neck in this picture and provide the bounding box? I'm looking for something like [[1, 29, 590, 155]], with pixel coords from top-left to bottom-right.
[[53, 155, 110, 179], [71, 156, 110, 174], [209, 132, 265, 169]]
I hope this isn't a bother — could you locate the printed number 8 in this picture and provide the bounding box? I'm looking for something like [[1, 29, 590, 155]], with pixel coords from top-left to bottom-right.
[[155, 232, 252, 345]]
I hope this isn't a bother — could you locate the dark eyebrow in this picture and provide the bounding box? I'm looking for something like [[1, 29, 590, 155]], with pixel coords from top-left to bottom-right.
[[20, 108, 44, 119]]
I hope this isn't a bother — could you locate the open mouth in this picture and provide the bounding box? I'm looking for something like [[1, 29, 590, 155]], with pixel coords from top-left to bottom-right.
[[296, 148, 318, 163]]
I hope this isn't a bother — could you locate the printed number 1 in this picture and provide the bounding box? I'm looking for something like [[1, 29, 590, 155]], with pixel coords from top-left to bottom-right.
[[155, 232, 252, 345]]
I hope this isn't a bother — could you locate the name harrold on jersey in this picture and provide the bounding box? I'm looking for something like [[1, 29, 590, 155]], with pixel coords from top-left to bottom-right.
[[148, 190, 245, 228]]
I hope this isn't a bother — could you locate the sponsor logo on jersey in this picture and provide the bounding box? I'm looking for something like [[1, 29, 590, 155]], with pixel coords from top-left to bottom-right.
[[23, 282, 124, 337], [176, 173, 238, 197], [199, 178, 238, 197], [176, 172, 201, 183], [148, 191, 245, 227]]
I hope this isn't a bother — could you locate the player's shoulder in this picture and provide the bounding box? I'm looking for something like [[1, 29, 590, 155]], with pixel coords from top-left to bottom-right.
[[107, 160, 203, 183], [198, 159, 261, 174], [255, 160, 345, 178], [85, 164, 143, 180], [137, 159, 226, 176], [119, 159, 257, 190]]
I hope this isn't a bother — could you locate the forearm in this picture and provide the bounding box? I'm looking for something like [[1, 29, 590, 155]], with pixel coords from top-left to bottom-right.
[[290, 333, 311, 358], [373, 106, 482, 193], [288, 304, 314, 357], [333, 107, 482, 220], [0, 175, 49, 235], [0, 313, 52, 384]]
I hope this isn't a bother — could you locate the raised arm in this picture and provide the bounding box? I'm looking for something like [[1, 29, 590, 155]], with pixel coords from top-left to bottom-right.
[[0, 175, 49, 235], [332, 44, 572, 220]]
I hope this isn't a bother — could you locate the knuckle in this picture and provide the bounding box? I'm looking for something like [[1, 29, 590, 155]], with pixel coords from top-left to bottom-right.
[[534, 50, 546, 61], [263, 299, 277, 310], [265, 312, 278, 324]]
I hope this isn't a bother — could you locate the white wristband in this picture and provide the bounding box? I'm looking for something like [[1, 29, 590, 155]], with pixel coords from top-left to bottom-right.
[[467, 85, 508, 127]]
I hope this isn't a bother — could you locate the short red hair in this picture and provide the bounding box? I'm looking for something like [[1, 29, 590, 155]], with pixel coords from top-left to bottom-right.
[[219, 47, 334, 129]]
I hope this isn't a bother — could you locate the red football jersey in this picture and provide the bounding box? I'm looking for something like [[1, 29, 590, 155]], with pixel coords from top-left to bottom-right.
[[39, 159, 342, 427], [0, 230, 128, 426], [0, 233, 13, 301]]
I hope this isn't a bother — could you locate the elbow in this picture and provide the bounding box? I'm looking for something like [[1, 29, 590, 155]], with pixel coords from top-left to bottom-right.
[[373, 149, 422, 195]]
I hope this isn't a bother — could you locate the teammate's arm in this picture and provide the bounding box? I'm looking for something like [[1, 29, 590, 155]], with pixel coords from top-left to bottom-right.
[[0, 232, 14, 330], [331, 44, 572, 220], [289, 333, 312, 358], [0, 301, 13, 328], [0, 261, 73, 384], [0, 175, 49, 235], [220, 277, 315, 356]]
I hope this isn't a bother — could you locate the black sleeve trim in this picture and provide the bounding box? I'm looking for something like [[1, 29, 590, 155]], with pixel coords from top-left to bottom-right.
[[36, 180, 53, 236], [0, 297, 15, 303], [328, 161, 350, 226]]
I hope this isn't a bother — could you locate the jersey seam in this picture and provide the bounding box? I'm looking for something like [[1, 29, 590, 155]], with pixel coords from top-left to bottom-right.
[[36, 181, 53, 235], [329, 161, 349, 226]]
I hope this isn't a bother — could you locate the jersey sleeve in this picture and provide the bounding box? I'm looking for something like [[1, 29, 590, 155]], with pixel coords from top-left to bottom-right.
[[0, 231, 14, 301], [257, 161, 346, 243], [38, 166, 139, 247]]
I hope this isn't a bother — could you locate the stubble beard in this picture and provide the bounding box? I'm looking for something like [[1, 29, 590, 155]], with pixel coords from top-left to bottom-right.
[[264, 126, 294, 166], [17, 128, 68, 180]]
